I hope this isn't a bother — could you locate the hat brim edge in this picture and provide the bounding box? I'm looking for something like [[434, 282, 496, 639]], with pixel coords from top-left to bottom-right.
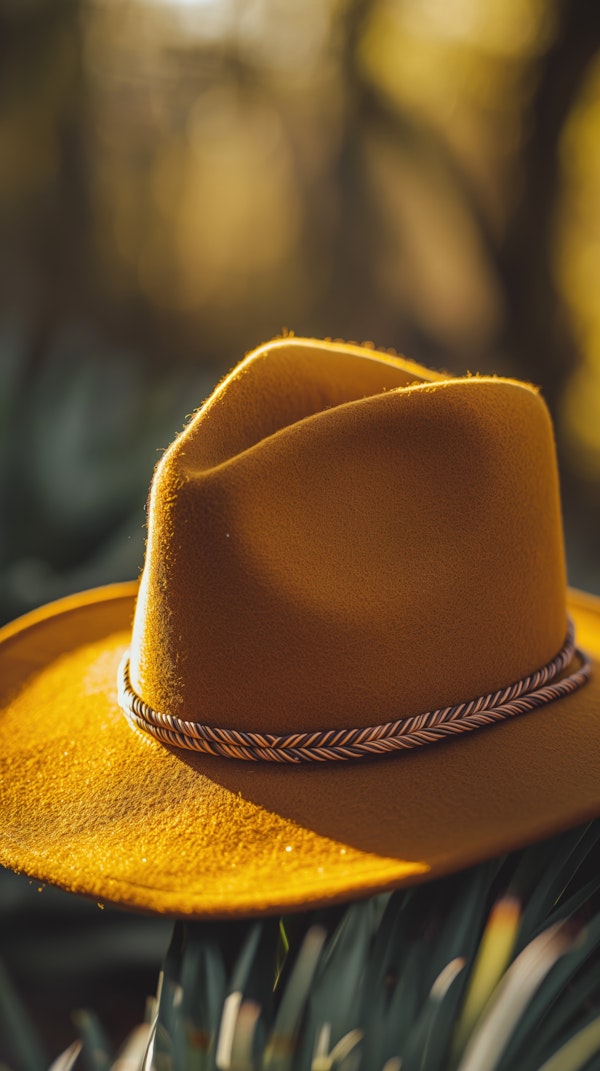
[[1, 581, 599, 918]]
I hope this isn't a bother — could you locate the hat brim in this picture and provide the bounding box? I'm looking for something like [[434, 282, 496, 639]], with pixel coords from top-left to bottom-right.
[[1, 582, 599, 917]]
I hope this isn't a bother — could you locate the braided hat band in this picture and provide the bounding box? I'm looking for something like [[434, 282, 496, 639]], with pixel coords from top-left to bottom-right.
[[117, 621, 591, 764]]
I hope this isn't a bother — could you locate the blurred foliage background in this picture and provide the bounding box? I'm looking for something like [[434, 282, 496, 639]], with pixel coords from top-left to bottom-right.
[[1, 0, 600, 1061], [1, 0, 600, 621]]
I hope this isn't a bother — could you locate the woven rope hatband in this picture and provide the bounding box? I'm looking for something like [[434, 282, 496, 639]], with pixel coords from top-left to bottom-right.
[[117, 622, 591, 763]]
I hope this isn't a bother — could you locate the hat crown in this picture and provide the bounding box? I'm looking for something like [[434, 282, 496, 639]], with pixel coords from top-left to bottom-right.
[[130, 339, 567, 733]]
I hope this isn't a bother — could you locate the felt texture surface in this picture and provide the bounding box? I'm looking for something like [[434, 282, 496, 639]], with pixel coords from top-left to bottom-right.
[[132, 338, 566, 731], [0, 337, 598, 917], [0, 585, 599, 916]]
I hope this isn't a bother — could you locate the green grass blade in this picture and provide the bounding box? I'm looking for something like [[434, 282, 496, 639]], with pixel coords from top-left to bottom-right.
[[47, 1042, 83, 1071], [426, 861, 502, 988], [175, 926, 227, 1071], [518, 958, 600, 1058], [72, 1009, 113, 1071], [497, 914, 600, 1068], [227, 919, 281, 1007], [0, 959, 47, 1071], [311, 1025, 363, 1071], [404, 863, 496, 1071], [455, 922, 574, 1071], [528, 877, 600, 940], [362, 886, 441, 1066], [380, 936, 422, 1058], [534, 1016, 600, 1071], [399, 957, 466, 1071], [297, 901, 376, 1070], [147, 922, 186, 1071], [112, 1024, 154, 1071], [214, 921, 280, 1070], [513, 825, 600, 953], [263, 925, 327, 1071], [227, 1000, 262, 1071], [451, 894, 521, 1058]]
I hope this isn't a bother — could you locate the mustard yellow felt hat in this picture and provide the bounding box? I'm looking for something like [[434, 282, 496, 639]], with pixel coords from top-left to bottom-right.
[[1, 337, 599, 917]]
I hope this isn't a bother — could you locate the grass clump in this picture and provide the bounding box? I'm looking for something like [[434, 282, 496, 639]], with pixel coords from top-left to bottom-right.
[[3, 822, 600, 1071]]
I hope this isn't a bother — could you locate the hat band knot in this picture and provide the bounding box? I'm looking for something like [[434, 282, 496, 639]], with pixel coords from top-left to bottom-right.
[[117, 621, 591, 763]]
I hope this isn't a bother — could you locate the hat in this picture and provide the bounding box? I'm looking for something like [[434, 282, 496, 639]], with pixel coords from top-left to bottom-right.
[[1, 337, 599, 917]]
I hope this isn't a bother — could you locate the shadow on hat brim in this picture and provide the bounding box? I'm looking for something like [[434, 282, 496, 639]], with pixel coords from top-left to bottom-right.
[[1, 582, 599, 918]]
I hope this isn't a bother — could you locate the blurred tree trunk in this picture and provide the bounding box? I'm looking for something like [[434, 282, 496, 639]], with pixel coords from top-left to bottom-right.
[[499, 0, 600, 417]]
